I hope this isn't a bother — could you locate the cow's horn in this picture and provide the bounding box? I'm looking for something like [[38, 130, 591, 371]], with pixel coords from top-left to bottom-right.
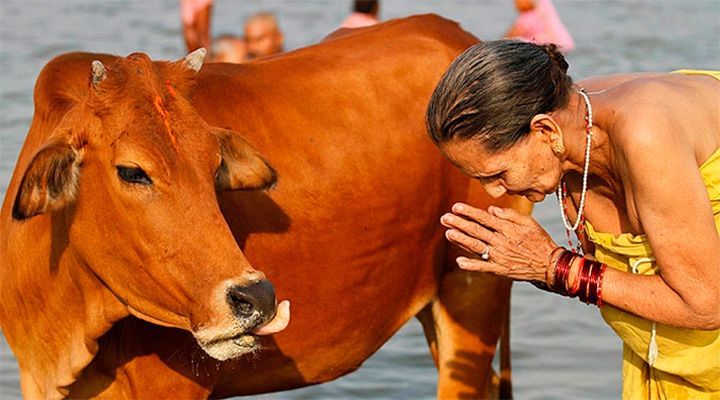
[[91, 60, 107, 87], [182, 47, 207, 74]]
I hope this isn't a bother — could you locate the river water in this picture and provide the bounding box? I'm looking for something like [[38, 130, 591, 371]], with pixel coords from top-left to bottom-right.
[[0, 1, 718, 399]]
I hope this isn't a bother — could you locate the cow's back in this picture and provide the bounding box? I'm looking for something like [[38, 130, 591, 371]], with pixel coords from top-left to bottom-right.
[[193, 15, 507, 395]]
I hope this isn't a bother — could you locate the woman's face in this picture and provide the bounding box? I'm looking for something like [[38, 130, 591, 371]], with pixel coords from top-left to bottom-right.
[[439, 133, 560, 203]]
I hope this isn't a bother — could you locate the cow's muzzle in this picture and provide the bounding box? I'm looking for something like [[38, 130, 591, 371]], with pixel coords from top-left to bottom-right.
[[195, 279, 290, 361], [227, 280, 276, 324]]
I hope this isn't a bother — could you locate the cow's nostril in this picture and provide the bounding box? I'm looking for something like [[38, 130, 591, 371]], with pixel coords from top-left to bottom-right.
[[226, 281, 277, 324], [232, 298, 254, 318], [227, 288, 256, 319]]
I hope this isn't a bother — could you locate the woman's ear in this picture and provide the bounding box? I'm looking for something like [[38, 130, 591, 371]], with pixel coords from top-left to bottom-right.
[[530, 114, 564, 155]]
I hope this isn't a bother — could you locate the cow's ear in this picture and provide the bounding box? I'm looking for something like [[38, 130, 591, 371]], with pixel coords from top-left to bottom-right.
[[212, 127, 277, 191], [12, 138, 81, 220]]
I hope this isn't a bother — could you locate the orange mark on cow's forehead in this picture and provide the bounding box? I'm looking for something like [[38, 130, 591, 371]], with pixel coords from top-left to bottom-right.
[[153, 96, 176, 147], [165, 80, 177, 98]]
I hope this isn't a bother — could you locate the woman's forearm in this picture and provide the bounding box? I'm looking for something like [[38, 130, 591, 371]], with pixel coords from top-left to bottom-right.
[[599, 267, 719, 330]]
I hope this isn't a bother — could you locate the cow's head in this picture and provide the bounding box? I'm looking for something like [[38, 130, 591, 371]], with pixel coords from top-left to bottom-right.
[[11, 49, 289, 360]]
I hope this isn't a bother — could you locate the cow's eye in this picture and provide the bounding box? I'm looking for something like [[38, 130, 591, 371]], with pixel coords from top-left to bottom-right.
[[117, 166, 153, 185]]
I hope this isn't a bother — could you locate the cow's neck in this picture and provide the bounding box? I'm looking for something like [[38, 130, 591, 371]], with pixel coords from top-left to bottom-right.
[[25, 245, 129, 399]]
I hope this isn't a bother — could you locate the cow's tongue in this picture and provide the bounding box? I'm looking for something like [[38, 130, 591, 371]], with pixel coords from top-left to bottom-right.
[[252, 300, 290, 336]]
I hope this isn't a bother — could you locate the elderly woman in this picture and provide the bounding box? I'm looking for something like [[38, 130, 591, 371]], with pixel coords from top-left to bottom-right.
[[426, 40, 719, 399]]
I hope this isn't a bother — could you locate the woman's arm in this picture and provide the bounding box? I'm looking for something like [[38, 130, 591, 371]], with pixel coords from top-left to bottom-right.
[[601, 96, 720, 330], [440, 83, 720, 330], [443, 178, 720, 331]]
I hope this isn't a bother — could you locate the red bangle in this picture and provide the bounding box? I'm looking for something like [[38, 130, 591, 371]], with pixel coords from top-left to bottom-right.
[[544, 247, 566, 289], [589, 260, 604, 305], [568, 257, 584, 297], [596, 263, 607, 308], [575, 260, 605, 307], [577, 258, 592, 304], [553, 250, 575, 296], [586, 262, 597, 305], [546, 250, 607, 308]]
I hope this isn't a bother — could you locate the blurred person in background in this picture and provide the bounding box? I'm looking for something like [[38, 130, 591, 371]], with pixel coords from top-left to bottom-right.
[[181, 0, 214, 52], [506, 0, 574, 53], [210, 35, 248, 63], [341, 0, 380, 29], [244, 12, 284, 59]]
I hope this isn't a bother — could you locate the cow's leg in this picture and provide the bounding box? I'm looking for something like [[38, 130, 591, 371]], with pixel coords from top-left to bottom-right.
[[417, 193, 531, 399], [418, 269, 511, 399]]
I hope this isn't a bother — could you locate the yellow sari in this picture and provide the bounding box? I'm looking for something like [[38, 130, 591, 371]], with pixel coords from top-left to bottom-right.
[[585, 145, 720, 399], [670, 69, 720, 81]]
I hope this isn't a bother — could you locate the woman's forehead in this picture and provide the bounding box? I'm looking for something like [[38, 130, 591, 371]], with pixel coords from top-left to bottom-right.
[[441, 138, 511, 175]]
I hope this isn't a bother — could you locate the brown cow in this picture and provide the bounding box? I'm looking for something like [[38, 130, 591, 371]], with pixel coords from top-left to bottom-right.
[[196, 16, 530, 399], [0, 49, 290, 399], [0, 14, 530, 399]]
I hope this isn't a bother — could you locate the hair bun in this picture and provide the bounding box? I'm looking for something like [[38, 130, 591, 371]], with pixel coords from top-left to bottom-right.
[[540, 43, 569, 74]]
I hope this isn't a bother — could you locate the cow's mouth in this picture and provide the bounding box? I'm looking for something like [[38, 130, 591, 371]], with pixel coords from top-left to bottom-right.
[[197, 300, 290, 361], [199, 333, 259, 361], [227, 332, 260, 349]]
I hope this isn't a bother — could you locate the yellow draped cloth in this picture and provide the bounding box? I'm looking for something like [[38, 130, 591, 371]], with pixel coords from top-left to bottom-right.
[[670, 69, 720, 81], [585, 145, 720, 399]]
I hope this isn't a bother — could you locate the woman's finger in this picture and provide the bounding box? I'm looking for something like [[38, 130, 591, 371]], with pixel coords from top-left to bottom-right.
[[445, 228, 490, 256], [451, 202, 504, 231], [441, 213, 494, 243], [489, 206, 531, 226], [456, 256, 505, 275], [446, 238, 478, 256], [455, 256, 489, 272]]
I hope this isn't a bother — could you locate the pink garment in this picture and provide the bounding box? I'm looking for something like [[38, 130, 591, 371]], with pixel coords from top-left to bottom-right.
[[181, 0, 214, 25], [510, 0, 575, 52], [341, 12, 379, 29]]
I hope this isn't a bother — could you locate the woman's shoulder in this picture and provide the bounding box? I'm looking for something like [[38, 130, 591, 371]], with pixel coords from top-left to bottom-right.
[[593, 73, 720, 165], [591, 74, 675, 132], [580, 71, 719, 98], [576, 72, 666, 93]]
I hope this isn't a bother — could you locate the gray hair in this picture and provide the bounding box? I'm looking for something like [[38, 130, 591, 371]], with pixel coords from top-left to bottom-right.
[[426, 40, 573, 152]]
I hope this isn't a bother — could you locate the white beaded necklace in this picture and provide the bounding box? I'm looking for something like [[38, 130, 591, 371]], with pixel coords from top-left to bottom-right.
[[556, 89, 593, 253]]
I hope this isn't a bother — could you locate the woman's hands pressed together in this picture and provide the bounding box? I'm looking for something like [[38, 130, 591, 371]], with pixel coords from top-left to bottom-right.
[[440, 202, 558, 283]]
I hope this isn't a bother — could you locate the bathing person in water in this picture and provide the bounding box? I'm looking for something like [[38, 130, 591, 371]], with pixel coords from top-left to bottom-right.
[[506, 0, 574, 53]]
